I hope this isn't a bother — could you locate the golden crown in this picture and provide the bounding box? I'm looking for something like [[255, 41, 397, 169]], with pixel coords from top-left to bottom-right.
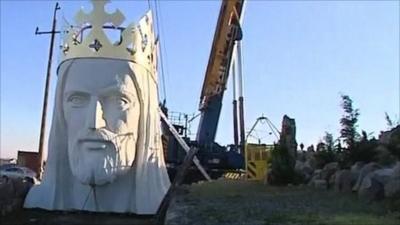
[[60, 0, 156, 70]]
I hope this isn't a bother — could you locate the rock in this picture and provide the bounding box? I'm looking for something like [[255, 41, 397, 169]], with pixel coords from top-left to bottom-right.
[[371, 168, 394, 185], [353, 162, 381, 192], [379, 125, 400, 145], [0, 177, 32, 216], [0, 178, 15, 201], [305, 152, 317, 169], [350, 162, 365, 181], [384, 179, 400, 198], [321, 162, 339, 181], [295, 160, 314, 182], [384, 161, 400, 198], [334, 170, 353, 193], [313, 179, 328, 190], [391, 161, 400, 179], [12, 178, 32, 198], [295, 160, 304, 171], [358, 173, 384, 201], [280, 115, 297, 160], [328, 172, 336, 189], [305, 157, 317, 171], [308, 170, 322, 187]]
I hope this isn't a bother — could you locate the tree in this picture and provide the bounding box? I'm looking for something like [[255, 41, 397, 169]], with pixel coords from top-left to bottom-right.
[[267, 143, 295, 185], [385, 112, 399, 128], [385, 112, 394, 128], [350, 130, 378, 163], [323, 132, 334, 152], [314, 133, 337, 169], [340, 95, 360, 149]]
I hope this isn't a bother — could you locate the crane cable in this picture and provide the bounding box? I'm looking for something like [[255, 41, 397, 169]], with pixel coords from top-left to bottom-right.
[[151, 0, 168, 104]]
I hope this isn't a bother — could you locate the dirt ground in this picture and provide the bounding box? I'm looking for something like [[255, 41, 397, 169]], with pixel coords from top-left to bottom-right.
[[165, 179, 400, 225]]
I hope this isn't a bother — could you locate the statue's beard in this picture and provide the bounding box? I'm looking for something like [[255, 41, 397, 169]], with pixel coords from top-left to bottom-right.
[[68, 129, 136, 186]]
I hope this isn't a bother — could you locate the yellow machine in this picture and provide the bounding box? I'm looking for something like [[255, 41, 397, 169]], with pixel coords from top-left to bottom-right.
[[245, 143, 273, 180]]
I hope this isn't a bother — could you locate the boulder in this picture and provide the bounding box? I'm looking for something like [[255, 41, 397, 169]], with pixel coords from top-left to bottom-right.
[[350, 162, 365, 181], [328, 172, 336, 189], [358, 173, 384, 201], [313, 179, 328, 190], [353, 162, 381, 192], [0, 178, 14, 201], [334, 170, 353, 193], [321, 162, 339, 180], [12, 178, 33, 198], [307, 170, 322, 187], [384, 161, 400, 198], [295, 160, 314, 182], [391, 161, 400, 179], [305, 152, 317, 169], [384, 179, 400, 198], [0, 177, 32, 216], [280, 115, 297, 160], [370, 168, 394, 185]]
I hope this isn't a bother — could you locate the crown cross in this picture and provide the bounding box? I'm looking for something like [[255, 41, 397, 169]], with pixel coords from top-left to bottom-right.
[[59, 0, 156, 69], [75, 0, 125, 28]]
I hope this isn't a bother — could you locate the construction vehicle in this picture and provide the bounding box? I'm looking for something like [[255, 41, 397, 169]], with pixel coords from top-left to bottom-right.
[[162, 0, 246, 180]]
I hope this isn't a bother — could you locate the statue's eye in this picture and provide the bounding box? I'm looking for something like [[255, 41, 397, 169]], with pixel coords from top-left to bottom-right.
[[67, 94, 89, 107], [109, 96, 130, 109], [117, 97, 128, 106]]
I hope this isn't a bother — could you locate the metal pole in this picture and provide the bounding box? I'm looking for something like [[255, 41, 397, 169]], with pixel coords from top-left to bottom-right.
[[237, 41, 246, 156], [37, 2, 60, 179], [232, 60, 239, 149]]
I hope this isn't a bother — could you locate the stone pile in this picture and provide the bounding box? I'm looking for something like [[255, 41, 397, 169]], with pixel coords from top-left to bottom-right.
[[0, 177, 33, 216], [302, 159, 400, 202]]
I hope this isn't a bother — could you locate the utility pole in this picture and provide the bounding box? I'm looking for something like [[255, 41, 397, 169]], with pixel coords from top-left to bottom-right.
[[36, 2, 61, 179]]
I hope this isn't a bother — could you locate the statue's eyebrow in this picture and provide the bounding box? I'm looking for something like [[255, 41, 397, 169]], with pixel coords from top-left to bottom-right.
[[98, 85, 136, 99], [64, 90, 90, 99]]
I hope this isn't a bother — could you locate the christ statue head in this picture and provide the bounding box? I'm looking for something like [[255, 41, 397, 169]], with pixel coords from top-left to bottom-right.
[[62, 59, 140, 186], [24, 3, 170, 214]]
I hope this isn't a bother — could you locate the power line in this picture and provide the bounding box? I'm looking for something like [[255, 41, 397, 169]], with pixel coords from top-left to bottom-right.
[[153, 0, 168, 103]]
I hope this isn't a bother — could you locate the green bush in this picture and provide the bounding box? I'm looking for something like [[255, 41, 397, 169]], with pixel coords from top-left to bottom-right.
[[348, 136, 379, 164], [267, 144, 295, 185], [387, 127, 400, 160], [314, 149, 337, 169]]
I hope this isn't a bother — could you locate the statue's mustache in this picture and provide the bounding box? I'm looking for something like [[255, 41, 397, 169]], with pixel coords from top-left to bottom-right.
[[78, 129, 134, 143]]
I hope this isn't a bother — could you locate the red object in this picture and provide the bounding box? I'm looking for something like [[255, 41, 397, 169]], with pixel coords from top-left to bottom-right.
[[17, 151, 39, 175]]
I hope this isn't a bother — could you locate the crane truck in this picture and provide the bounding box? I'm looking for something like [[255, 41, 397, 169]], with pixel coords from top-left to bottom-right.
[[162, 0, 246, 180]]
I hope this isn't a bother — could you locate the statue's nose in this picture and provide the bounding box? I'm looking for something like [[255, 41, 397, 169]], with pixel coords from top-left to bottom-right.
[[87, 100, 106, 130]]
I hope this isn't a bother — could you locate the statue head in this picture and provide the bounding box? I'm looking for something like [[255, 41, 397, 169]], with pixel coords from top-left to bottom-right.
[[62, 59, 140, 185], [24, 1, 170, 214]]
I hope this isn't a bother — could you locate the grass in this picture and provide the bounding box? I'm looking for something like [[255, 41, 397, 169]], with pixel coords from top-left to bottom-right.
[[166, 180, 400, 225], [264, 212, 400, 225]]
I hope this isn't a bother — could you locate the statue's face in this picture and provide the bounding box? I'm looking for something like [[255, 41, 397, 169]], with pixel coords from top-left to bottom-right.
[[63, 59, 139, 186]]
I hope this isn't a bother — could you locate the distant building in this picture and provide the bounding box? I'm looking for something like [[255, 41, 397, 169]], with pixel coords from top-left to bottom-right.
[[17, 151, 39, 174]]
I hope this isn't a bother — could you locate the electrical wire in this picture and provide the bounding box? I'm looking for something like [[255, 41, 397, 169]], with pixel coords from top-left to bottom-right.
[[153, 0, 168, 103]]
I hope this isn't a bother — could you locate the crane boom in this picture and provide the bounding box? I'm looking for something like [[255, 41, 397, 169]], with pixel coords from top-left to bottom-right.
[[196, 0, 245, 146]]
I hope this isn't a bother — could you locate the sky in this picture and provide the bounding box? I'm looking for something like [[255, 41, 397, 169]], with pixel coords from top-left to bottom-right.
[[1, 0, 399, 159]]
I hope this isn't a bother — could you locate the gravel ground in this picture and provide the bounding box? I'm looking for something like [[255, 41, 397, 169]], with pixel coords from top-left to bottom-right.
[[165, 179, 400, 225]]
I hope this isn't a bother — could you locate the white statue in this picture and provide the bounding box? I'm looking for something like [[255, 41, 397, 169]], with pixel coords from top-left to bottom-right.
[[24, 0, 170, 214]]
